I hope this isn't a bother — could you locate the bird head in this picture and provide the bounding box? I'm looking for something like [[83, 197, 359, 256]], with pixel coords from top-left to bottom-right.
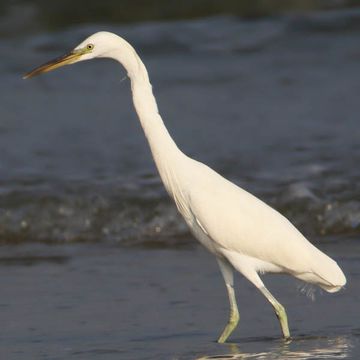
[[24, 32, 121, 79]]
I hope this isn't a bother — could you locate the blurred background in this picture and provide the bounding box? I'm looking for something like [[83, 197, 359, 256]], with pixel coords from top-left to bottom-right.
[[1, 0, 360, 245], [1, 1, 360, 359]]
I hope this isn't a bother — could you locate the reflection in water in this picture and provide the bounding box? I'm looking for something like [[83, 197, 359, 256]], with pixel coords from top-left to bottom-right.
[[196, 336, 351, 360]]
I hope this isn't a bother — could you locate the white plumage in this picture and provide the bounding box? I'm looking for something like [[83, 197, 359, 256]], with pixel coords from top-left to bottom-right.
[[24, 31, 346, 342]]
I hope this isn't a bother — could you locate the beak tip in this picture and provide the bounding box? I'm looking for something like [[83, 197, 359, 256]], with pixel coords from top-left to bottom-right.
[[23, 70, 40, 80], [23, 71, 34, 80], [23, 50, 80, 80]]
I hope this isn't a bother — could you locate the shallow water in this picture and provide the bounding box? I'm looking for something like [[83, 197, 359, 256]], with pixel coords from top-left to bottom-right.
[[1, 4, 360, 359], [0, 240, 359, 359]]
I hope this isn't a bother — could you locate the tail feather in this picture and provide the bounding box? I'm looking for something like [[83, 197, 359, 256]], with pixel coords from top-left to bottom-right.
[[295, 252, 346, 293]]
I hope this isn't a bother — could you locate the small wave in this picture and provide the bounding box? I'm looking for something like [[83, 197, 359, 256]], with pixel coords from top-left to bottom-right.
[[273, 179, 360, 237], [1, 176, 360, 246], [0, 178, 190, 246]]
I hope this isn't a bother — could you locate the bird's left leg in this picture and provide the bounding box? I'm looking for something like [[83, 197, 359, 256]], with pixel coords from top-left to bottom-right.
[[258, 285, 290, 340], [240, 269, 290, 339], [216, 258, 239, 343]]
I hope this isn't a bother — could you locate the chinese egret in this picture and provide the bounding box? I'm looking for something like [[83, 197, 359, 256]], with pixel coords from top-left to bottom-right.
[[24, 32, 346, 343]]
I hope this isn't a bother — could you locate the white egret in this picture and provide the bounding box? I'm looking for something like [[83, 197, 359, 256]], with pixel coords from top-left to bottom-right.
[[24, 32, 346, 343]]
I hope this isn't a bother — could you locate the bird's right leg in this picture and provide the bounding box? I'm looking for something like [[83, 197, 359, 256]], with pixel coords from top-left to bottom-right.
[[216, 258, 239, 343]]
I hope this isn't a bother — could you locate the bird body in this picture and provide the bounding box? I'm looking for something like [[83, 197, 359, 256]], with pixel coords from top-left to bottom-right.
[[24, 31, 346, 342], [161, 154, 344, 291]]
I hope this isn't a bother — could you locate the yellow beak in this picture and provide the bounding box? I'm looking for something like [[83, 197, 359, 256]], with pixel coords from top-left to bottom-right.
[[23, 50, 83, 79]]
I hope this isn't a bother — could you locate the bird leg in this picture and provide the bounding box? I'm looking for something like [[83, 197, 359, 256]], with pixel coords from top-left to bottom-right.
[[217, 259, 239, 343], [218, 284, 239, 343], [218, 251, 291, 341], [259, 286, 290, 340]]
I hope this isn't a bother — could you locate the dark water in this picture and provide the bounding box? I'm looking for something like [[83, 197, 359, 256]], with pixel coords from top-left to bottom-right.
[[3, 9, 360, 244], [0, 241, 359, 359], [1, 4, 360, 359]]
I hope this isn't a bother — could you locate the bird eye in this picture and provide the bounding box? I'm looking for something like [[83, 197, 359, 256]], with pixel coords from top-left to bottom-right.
[[86, 44, 94, 51]]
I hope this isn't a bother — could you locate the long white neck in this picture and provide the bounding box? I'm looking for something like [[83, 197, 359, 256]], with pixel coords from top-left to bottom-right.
[[106, 37, 186, 195]]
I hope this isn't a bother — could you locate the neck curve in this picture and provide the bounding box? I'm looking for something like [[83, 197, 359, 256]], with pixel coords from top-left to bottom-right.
[[105, 37, 186, 194]]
